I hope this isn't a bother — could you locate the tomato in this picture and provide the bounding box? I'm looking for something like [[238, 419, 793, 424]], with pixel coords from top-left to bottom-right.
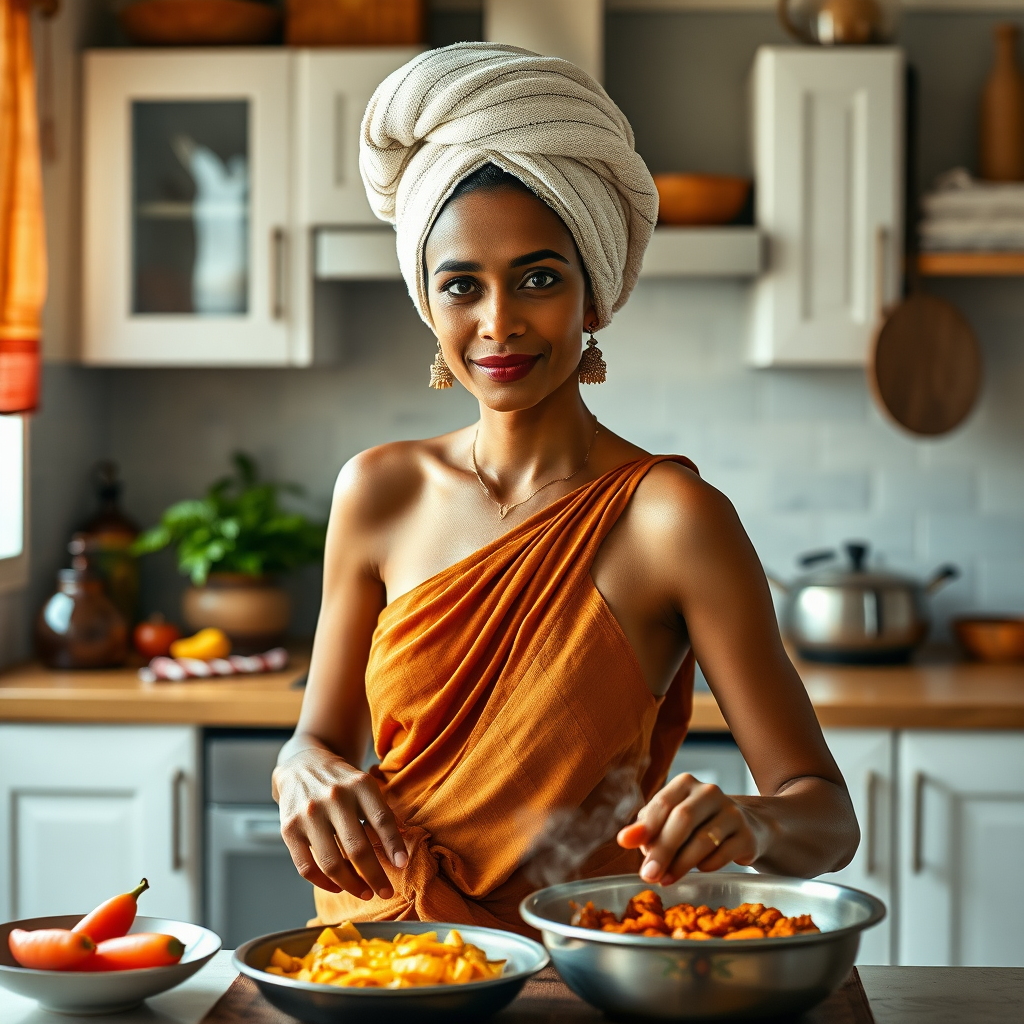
[[133, 615, 181, 659]]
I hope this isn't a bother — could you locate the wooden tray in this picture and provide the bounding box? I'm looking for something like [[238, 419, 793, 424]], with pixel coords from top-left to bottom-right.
[[201, 965, 875, 1023]]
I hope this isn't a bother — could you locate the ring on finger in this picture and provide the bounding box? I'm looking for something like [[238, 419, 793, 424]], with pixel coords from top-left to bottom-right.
[[706, 829, 722, 848]]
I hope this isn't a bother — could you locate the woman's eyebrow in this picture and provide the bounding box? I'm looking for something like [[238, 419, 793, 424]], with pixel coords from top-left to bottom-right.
[[434, 258, 482, 275], [510, 249, 570, 267]]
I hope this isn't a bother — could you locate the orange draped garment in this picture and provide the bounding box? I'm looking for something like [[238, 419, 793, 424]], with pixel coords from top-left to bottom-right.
[[314, 456, 697, 934]]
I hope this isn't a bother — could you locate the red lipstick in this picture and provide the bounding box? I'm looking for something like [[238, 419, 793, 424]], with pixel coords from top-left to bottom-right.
[[472, 353, 541, 383]]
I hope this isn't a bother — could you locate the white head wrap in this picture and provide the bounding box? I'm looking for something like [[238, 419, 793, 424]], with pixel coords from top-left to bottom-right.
[[359, 42, 658, 332]]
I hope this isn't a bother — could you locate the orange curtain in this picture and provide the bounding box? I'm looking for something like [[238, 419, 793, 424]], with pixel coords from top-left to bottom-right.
[[0, 0, 46, 415]]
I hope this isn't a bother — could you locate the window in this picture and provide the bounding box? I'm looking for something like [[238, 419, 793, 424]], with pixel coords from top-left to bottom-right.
[[0, 415, 28, 592]]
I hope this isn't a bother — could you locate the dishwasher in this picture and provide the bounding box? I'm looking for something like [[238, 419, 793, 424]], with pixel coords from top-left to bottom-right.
[[204, 730, 316, 948]]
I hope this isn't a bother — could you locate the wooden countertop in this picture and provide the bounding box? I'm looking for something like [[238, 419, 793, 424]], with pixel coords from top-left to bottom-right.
[[1, 649, 1023, 730]]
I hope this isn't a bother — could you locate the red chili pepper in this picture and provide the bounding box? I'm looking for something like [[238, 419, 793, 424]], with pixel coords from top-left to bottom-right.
[[8, 929, 95, 970], [73, 878, 149, 943], [78, 933, 185, 971]]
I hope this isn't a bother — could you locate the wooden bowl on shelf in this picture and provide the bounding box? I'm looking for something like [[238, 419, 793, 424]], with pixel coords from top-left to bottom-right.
[[653, 174, 752, 226], [119, 0, 281, 46], [953, 616, 1024, 662]]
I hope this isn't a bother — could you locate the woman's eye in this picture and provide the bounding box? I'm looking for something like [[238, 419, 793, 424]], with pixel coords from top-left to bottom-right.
[[523, 270, 558, 289], [442, 277, 476, 297]]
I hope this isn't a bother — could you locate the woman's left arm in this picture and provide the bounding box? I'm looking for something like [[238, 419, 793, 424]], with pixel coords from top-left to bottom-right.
[[618, 465, 859, 883]]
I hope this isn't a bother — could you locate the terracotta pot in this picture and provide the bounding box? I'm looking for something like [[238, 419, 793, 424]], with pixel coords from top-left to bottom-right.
[[980, 23, 1024, 181], [119, 0, 281, 46], [953, 616, 1024, 662], [653, 174, 751, 227], [182, 573, 290, 654]]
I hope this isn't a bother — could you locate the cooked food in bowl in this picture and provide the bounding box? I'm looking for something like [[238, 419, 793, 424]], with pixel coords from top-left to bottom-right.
[[572, 888, 820, 940], [263, 921, 505, 988], [520, 874, 885, 1020]]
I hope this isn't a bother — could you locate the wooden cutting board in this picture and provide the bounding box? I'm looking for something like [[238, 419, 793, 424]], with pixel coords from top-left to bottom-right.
[[200, 966, 875, 1023]]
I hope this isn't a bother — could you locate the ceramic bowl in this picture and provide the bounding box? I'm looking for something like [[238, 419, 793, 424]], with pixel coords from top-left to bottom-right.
[[0, 915, 221, 1015], [234, 920, 549, 1024], [954, 616, 1024, 662], [653, 174, 752, 226]]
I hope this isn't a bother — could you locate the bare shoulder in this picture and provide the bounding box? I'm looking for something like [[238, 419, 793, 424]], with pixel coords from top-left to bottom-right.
[[331, 429, 470, 531]]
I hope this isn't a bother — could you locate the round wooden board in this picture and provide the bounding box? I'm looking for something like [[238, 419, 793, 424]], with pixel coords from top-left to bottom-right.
[[870, 293, 982, 436]]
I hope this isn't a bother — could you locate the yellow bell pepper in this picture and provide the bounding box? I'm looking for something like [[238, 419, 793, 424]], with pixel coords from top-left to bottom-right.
[[170, 628, 231, 661]]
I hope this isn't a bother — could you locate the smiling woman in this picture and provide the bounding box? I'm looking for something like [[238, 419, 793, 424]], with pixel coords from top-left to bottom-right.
[[271, 42, 859, 936]]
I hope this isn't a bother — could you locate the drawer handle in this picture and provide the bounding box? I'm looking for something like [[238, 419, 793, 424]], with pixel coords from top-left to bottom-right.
[[271, 227, 286, 319], [171, 769, 186, 872], [865, 770, 879, 876], [912, 771, 927, 874]]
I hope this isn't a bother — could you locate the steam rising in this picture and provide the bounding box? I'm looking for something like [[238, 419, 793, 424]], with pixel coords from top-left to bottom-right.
[[521, 764, 645, 887]]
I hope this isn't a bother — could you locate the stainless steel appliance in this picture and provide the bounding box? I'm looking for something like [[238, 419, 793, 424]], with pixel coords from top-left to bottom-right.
[[204, 730, 315, 948], [767, 542, 958, 664]]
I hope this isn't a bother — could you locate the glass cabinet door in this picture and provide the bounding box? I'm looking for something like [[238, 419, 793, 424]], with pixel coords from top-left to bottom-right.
[[132, 101, 250, 316], [84, 52, 291, 365]]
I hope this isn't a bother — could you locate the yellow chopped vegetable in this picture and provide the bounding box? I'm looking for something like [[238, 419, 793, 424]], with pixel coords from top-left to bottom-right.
[[264, 922, 506, 989]]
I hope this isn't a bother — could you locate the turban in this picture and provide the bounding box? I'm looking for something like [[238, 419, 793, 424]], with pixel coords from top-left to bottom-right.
[[359, 42, 658, 332]]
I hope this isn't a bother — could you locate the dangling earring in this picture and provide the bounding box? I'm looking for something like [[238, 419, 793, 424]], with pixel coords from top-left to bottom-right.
[[429, 340, 454, 389], [578, 323, 607, 385]]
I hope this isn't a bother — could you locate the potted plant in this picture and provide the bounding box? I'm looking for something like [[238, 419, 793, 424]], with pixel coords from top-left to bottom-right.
[[133, 452, 326, 653]]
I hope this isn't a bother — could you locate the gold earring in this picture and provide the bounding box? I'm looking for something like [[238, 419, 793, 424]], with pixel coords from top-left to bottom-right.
[[578, 324, 607, 385], [429, 341, 454, 389]]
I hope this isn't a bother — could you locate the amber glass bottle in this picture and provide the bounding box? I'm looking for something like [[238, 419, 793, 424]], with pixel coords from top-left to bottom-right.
[[36, 540, 128, 669], [980, 23, 1024, 181], [75, 461, 140, 627]]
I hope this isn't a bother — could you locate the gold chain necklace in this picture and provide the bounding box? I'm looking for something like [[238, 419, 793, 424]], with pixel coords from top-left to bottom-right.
[[471, 416, 600, 519]]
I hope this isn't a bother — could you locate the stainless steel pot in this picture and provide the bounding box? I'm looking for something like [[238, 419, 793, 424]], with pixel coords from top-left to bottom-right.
[[766, 542, 958, 664]]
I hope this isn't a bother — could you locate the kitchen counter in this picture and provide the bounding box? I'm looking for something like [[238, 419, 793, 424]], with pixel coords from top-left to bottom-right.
[[1, 650, 1023, 729], [0, 953, 1021, 1024]]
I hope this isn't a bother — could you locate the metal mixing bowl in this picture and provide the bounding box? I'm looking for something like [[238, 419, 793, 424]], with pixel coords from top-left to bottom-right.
[[519, 874, 885, 1021], [233, 920, 549, 1024]]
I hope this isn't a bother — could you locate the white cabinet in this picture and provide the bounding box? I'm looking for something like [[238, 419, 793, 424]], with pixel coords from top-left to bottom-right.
[[0, 725, 199, 923], [898, 732, 1024, 968], [820, 729, 894, 966], [83, 48, 418, 367], [84, 51, 293, 366], [750, 48, 903, 366], [295, 48, 420, 226]]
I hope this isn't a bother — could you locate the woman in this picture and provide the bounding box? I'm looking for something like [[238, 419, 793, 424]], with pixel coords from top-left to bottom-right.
[[273, 42, 858, 934]]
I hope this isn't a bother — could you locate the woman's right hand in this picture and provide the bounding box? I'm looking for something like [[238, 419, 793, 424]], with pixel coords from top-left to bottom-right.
[[274, 747, 409, 900]]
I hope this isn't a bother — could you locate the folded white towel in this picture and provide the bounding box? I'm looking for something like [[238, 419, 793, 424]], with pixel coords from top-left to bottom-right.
[[919, 219, 1024, 251], [359, 42, 659, 331], [921, 167, 1024, 221]]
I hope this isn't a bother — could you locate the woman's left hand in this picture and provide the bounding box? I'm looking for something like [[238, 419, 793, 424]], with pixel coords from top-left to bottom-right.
[[617, 774, 759, 885]]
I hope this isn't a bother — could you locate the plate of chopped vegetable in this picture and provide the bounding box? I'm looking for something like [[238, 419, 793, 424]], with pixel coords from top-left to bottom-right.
[[234, 919, 549, 1024]]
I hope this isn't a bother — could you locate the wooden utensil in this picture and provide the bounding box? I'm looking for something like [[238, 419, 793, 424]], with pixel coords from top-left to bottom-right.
[[869, 231, 982, 436]]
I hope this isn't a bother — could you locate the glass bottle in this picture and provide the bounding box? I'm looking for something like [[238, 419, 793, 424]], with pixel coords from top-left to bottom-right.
[[75, 461, 140, 627], [36, 540, 129, 669]]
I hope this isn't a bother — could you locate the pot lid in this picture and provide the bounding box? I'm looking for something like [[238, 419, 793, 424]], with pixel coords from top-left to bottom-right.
[[794, 542, 922, 589]]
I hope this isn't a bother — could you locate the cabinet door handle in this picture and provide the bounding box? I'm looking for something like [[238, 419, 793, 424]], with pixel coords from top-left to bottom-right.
[[271, 227, 286, 319], [875, 225, 889, 323], [171, 769, 186, 872], [912, 771, 927, 874], [865, 770, 879, 876]]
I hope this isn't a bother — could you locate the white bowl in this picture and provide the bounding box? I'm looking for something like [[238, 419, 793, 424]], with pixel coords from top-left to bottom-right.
[[0, 915, 221, 1015]]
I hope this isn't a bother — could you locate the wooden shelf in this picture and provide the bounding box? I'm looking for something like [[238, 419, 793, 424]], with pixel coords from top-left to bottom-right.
[[918, 251, 1024, 277]]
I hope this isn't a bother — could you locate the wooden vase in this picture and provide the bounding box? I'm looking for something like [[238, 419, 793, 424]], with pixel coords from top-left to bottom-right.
[[980, 23, 1024, 181]]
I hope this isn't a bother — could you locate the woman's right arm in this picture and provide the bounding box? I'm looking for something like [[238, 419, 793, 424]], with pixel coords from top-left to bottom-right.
[[272, 452, 410, 902]]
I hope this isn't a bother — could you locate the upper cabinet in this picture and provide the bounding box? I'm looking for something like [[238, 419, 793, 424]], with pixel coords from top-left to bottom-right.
[[82, 48, 418, 368], [749, 48, 904, 367]]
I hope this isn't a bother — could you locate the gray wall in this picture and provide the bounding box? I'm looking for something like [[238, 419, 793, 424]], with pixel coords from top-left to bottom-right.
[[7, 9, 1024, 663]]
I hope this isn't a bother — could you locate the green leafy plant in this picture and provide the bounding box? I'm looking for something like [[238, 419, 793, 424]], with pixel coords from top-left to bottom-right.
[[133, 452, 327, 586]]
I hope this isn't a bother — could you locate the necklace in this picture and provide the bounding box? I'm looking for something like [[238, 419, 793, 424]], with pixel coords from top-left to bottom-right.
[[471, 416, 600, 519]]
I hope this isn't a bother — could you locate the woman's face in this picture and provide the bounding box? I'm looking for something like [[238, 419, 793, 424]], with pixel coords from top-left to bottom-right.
[[424, 185, 596, 412]]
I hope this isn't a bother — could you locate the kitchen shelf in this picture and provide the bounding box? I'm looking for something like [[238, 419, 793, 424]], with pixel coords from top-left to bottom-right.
[[640, 226, 762, 278], [917, 251, 1024, 277], [314, 225, 764, 281]]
